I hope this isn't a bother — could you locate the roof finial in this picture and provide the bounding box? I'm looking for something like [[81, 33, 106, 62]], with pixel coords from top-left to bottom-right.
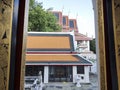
[[86, 32, 88, 36]]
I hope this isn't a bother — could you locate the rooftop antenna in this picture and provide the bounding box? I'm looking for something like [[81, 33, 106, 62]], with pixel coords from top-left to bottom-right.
[[68, 10, 71, 32], [76, 13, 78, 20], [61, 6, 64, 32], [92, 35, 94, 39], [76, 13, 78, 31], [62, 5, 64, 13], [86, 32, 88, 36], [68, 9, 70, 17]]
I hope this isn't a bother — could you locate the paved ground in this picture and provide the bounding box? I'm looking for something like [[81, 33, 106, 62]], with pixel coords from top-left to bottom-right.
[[24, 73, 98, 90], [44, 73, 98, 90]]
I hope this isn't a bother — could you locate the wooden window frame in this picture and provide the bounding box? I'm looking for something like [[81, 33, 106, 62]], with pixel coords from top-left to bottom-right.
[[7, 0, 119, 90]]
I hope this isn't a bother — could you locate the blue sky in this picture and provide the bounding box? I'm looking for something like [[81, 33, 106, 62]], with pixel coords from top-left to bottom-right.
[[36, 0, 95, 38]]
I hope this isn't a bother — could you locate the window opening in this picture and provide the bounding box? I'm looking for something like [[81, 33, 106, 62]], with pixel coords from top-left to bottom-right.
[[25, 0, 98, 90]]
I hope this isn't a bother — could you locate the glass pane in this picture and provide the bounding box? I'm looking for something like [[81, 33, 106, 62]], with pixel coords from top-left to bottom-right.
[[69, 20, 74, 28], [54, 13, 59, 20], [77, 66, 84, 74], [63, 17, 66, 25]]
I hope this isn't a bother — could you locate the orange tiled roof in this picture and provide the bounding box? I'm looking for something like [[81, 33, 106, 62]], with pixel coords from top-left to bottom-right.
[[27, 36, 71, 49], [26, 54, 78, 62]]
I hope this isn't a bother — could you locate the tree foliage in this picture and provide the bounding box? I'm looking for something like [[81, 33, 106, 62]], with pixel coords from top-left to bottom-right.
[[90, 38, 96, 53], [28, 0, 61, 32]]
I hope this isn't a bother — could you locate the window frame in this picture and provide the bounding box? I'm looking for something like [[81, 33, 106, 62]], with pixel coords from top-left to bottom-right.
[[7, 0, 119, 90], [77, 66, 84, 74]]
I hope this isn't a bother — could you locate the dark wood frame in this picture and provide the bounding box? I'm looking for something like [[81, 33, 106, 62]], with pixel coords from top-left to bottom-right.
[[8, 0, 119, 90], [9, 0, 28, 90], [103, 0, 118, 89]]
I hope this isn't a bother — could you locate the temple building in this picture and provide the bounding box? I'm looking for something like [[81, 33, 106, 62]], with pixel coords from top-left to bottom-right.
[[52, 11, 92, 53], [25, 32, 92, 83]]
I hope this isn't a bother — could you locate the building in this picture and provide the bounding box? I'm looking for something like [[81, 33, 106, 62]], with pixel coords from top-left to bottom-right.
[[51, 11, 92, 53], [75, 32, 92, 53], [51, 11, 96, 75], [25, 32, 92, 83]]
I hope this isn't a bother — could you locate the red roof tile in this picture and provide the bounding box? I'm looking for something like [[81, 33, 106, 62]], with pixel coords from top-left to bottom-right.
[[74, 32, 92, 41]]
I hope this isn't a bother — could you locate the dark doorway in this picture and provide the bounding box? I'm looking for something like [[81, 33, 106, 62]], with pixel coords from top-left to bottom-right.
[[49, 66, 72, 82], [25, 65, 44, 81]]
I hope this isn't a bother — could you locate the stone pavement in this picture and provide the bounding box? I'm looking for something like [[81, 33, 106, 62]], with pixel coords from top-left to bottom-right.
[[43, 73, 98, 90]]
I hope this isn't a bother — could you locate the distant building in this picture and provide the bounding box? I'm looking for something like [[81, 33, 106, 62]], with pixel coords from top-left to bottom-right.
[[51, 11, 92, 53], [51, 11, 96, 74], [62, 15, 69, 31], [52, 11, 63, 26], [25, 32, 92, 83]]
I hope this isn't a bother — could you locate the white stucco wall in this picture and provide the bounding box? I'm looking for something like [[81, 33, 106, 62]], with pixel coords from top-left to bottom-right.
[[78, 66, 90, 83], [76, 40, 91, 52], [77, 66, 90, 83], [43, 65, 90, 83], [73, 66, 90, 83]]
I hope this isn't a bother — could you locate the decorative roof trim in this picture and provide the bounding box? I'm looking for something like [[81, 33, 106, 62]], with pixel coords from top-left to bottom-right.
[[26, 62, 92, 66], [26, 54, 92, 65]]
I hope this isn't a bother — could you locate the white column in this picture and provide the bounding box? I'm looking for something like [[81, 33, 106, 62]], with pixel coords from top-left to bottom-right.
[[73, 66, 77, 83], [87, 41, 90, 51], [44, 66, 49, 83], [84, 66, 90, 83], [83, 40, 86, 44]]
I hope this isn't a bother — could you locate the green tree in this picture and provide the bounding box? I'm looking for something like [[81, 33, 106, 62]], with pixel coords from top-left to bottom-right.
[[28, 0, 61, 32], [90, 38, 96, 53]]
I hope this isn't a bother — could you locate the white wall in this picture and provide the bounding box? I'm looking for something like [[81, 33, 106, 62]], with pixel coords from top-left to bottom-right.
[[43, 65, 90, 83], [73, 66, 90, 83], [77, 66, 90, 83], [76, 40, 90, 52]]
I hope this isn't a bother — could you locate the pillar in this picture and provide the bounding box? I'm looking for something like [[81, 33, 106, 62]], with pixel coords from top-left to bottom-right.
[[72, 66, 77, 83], [84, 66, 90, 83], [44, 66, 49, 83], [87, 41, 90, 51], [94, 0, 108, 89]]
